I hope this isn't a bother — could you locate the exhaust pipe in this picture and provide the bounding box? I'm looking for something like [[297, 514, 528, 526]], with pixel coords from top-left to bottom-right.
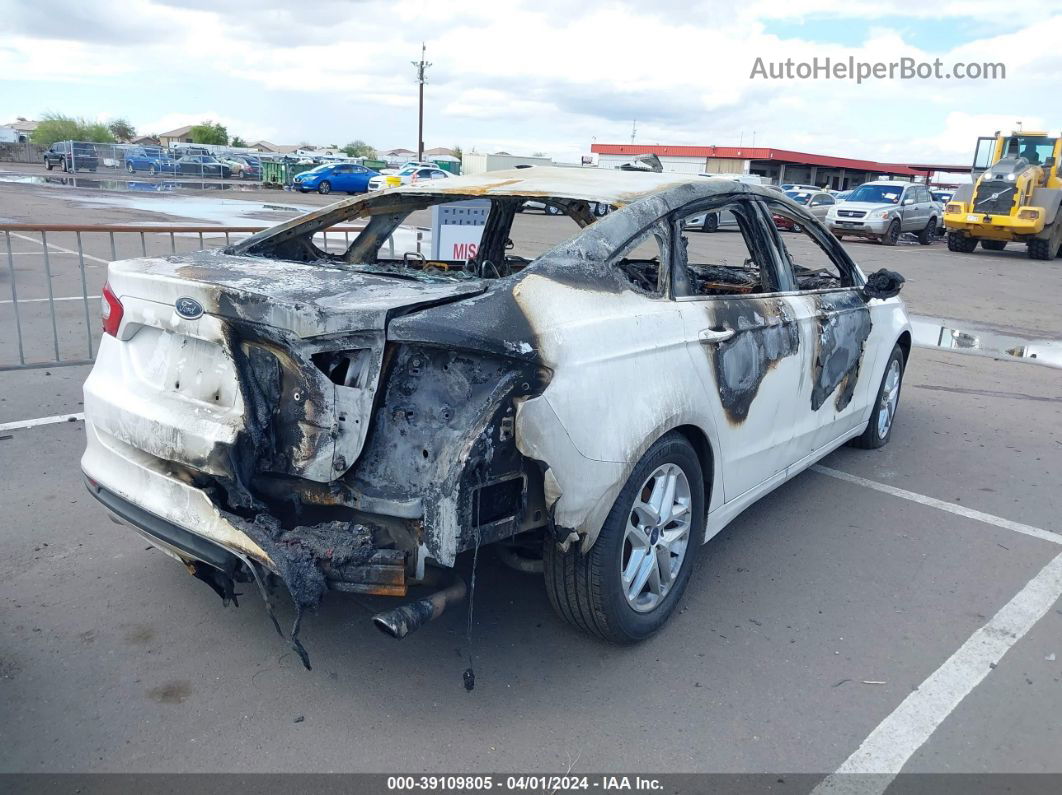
[[372, 576, 467, 640]]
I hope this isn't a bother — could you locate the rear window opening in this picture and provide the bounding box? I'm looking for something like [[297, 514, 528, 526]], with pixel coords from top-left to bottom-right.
[[240, 194, 603, 285]]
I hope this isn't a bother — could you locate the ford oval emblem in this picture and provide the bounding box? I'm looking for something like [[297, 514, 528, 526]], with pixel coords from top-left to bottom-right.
[[175, 296, 203, 320]]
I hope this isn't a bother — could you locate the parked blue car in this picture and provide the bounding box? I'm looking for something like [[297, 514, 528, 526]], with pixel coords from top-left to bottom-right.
[[292, 163, 379, 194], [124, 146, 179, 175]]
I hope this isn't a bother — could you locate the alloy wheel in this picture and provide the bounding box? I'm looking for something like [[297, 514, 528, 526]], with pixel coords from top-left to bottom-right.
[[621, 463, 692, 613]]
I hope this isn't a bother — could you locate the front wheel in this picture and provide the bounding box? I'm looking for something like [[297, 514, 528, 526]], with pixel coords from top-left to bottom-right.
[[543, 432, 704, 643], [851, 345, 905, 449], [701, 213, 719, 233], [318, 180, 332, 195], [880, 219, 900, 245], [947, 231, 978, 252], [126, 162, 135, 173], [45, 160, 54, 171]]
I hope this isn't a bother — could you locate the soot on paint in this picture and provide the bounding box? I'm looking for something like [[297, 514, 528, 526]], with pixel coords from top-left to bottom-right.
[[708, 298, 801, 424], [811, 293, 873, 412]]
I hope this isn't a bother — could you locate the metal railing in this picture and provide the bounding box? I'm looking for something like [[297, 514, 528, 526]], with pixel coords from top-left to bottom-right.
[[0, 222, 394, 371]]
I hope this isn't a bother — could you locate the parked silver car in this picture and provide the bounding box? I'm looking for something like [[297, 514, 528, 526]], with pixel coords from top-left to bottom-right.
[[825, 180, 938, 245]]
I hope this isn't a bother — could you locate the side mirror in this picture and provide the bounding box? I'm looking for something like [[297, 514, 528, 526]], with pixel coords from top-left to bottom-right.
[[902, 197, 915, 206], [863, 268, 905, 301]]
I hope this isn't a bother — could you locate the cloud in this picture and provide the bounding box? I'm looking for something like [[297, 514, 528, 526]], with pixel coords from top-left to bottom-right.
[[2, 0, 1058, 164]]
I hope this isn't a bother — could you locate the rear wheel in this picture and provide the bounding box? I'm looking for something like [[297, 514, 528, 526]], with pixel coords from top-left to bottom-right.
[[881, 219, 900, 245], [947, 231, 978, 252], [981, 240, 1006, 251], [851, 345, 904, 449], [318, 180, 332, 195], [543, 432, 704, 643], [701, 213, 719, 233], [918, 218, 936, 245], [60, 157, 68, 173]]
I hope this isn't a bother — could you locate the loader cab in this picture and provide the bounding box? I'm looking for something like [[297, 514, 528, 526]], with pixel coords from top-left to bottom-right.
[[973, 133, 1061, 186]]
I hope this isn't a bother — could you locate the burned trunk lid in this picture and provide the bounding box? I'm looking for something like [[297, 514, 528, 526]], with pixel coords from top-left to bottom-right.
[[109, 252, 486, 338], [99, 252, 487, 484]]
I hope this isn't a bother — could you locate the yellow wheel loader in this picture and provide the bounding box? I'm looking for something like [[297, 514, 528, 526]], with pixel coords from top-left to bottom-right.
[[943, 131, 1062, 260]]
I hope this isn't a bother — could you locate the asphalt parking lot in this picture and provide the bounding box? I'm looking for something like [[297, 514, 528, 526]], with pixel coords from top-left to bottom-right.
[[1, 172, 1060, 781]]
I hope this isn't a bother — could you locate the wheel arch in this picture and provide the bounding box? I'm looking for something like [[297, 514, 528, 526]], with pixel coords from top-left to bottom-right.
[[895, 330, 912, 365], [671, 423, 715, 534]]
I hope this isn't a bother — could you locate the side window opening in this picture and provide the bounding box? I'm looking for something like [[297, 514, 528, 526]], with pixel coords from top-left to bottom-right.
[[612, 223, 670, 296], [765, 201, 853, 291], [674, 201, 778, 296]]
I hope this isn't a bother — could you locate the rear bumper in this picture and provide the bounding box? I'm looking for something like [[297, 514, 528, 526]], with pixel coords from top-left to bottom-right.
[[81, 417, 271, 567], [85, 475, 242, 573]]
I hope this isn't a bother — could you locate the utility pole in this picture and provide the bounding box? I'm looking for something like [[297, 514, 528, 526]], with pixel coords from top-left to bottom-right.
[[630, 120, 637, 144], [412, 43, 431, 161]]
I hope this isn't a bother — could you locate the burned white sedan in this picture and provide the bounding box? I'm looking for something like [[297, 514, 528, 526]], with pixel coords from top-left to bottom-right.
[[82, 168, 909, 664]]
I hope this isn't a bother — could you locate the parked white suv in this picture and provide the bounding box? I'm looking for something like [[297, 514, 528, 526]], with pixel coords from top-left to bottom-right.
[[825, 181, 938, 245]]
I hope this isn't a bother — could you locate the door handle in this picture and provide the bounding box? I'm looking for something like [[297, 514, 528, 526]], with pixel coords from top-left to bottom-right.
[[698, 327, 736, 344]]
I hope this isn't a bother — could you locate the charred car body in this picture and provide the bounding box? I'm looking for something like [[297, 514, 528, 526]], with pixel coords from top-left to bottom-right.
[[82, 168, 910, 661]]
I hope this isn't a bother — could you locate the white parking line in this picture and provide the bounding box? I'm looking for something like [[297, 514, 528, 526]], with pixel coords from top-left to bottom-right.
[[0, 412, 85, 432], [813, 550, 1062, 794], [0, 296, 91, 304], [812, 465, 1061, 546], [9, 232, 110, 265]]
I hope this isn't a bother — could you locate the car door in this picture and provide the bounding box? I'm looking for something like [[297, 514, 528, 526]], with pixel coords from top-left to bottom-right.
[[809, 193, 834, 220], [761, 196, 879, 456], [349, 165, 370, 192], [900, 185, 925, 231], [330, 164, 351, 190], [671, 196, 809, 501]]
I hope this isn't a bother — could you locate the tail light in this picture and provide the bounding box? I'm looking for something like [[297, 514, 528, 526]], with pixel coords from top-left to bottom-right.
[[101, 282, 124, 337]]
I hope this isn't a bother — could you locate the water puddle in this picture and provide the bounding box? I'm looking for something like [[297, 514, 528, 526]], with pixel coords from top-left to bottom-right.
[[911, 315, 1062, 368], [0, 173, 262, 193]]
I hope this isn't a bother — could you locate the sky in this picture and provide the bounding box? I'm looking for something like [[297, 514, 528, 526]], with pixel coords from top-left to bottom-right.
[[1, 0, 1059, 166]]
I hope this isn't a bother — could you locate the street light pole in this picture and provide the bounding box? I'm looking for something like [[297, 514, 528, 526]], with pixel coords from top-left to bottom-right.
[[412, 43, 431, 161]]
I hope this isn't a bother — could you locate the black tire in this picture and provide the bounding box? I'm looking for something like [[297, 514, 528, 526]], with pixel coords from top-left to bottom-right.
[[148, 164, 157, 175], [880, 219, 900, 245], [543, 432, 704, 643], [545, 204, 561, 216], [60, 157, 68, 173], [318, 180, 332, 195], [1028, 237, 1053, 260], [45, 160, 53, 171], [918, 218, 936, 245], [981, 240, 1006, 251], [126, 162, 135, 173], [850, 345, 905, 450], [701, 213, 719, 233], [947, 231, 978, 252], [834, 234, 845, 240]]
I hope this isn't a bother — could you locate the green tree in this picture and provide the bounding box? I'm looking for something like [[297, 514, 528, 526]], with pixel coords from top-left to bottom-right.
[[342, 140, 376, 158], [31, 113, 116, 146], [82, 122, 116, 142], [189, 121, 229, 146], [108, 118, 136, 141], [230, 135, 248, 148], [452, 144, 463, 162]]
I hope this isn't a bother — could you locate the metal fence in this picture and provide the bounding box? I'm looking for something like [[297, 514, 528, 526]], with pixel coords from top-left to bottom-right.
[[0, 222, 403, 371], [40, 141, 269, 181]]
